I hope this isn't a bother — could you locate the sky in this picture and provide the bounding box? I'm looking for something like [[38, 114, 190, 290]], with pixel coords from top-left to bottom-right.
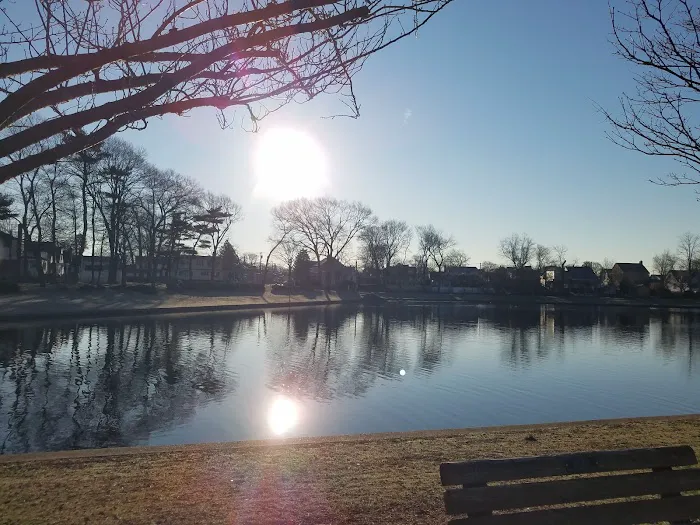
[[115, 0, 700, 267]]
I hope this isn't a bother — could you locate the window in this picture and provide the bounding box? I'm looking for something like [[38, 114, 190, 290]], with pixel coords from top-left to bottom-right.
[[200, 271, 208, 277]]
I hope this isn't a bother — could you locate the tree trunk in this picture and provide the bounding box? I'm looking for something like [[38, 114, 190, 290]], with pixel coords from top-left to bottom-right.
[[90, 205, 96, 284], [21, 221, 29, 280], [33, 245, 45, 287], [78, 163, 89, 276], [97, 235, 105, 285]]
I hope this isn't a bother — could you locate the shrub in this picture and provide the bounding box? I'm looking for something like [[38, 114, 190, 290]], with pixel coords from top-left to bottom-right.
[[0, 281, 20, 294], [129, 284, 158, 294]]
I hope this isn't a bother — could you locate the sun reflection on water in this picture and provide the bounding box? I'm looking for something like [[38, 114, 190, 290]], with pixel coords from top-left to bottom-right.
[[268, 396, 299, 436]]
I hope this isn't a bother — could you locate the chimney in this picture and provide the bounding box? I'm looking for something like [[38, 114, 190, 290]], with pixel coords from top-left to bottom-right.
[[639, 260, 643, 266]]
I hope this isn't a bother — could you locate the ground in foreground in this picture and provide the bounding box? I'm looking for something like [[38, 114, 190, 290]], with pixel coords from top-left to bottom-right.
[[1, 416, 699, 525]]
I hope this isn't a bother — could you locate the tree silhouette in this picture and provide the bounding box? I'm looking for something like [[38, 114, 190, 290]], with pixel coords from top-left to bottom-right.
[[0, 192, 15, 222], [0, 1, 453, 183], [293, 249, 312, 286]]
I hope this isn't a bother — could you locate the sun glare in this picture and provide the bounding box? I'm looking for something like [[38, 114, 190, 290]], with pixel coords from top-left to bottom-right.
[[267, 396, 299, 436], [253, 127, 328, 200]]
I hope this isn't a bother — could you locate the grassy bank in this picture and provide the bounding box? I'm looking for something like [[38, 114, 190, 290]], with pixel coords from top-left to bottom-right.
[[0, 286, 360, 324], [4, 285, 700, 326], [1, 415, 699, 524]]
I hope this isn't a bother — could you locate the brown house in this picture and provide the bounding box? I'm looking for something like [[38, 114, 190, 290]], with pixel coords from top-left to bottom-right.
[[611, 262, 650, 289], [310, 257, 357, 289]]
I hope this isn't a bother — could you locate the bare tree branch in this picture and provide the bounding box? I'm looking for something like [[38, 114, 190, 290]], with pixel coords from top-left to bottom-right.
[[602, 0, 700, 185], [0, 0, 454, 184]]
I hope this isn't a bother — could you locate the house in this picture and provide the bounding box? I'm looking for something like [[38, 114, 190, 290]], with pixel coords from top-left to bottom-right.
[[0, 230, 20, 279], [310, 256, 357, 289], [649, 274, 665, 293], [610, 261, 650, 295], [24, 241, 66, 280], [542, 265, 565, 291], [611, 262, 650, 287], [666, 270, 700, 294], [443, 266, 484, 288], [541, 265, 600, 294], [79, 255, 121, 283], [171, 254, 249, 282], [132, 256, 171, 281], [386, 264, 418, 287], [565, 266, 600, 294], [175, 255, 223, 281]]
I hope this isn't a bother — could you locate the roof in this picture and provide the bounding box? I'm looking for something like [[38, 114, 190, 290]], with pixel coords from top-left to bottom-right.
[[614, 262, 649, 274], [446, 266, 480, 275], [25, 241, 63, 252], [566, 266, 598, 280]]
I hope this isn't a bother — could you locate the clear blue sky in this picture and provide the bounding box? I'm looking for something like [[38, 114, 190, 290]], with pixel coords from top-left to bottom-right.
[[121, 0, 696, 267]]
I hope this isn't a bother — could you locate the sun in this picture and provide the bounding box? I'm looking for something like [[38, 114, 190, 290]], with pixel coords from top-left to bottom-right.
[[267, 396, 299, 436], [253, 127, 329, 200]]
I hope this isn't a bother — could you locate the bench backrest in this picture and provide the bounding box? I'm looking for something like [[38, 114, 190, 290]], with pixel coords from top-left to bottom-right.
[[440, 445, 700, 524]]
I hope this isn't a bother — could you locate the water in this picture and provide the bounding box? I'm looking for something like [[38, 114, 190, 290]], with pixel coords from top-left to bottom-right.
[[0, 303, 699, 454]]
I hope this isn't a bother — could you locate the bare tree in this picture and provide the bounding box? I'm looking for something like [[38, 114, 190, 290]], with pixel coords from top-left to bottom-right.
[[552, 244, 568, 267], [316, 197, 373, 260], [62, 144, 108, 275], [499, 233, 535, 270], [272, 197, 372, 278], [481, 261, 499, 272], [534, 244, 552, 270], [358, 223, 386, 274], [91, 138, 145, 283], [444, 249, 469, 268], [357, 218, 410, 276], [653, 250, 678, 287], [261, 213, 294, 288], [0, 1, 453, 183], [277, 239, 300, 285], [138, 167, 198, 284], [677, 232, 699, 291], [381, 219, 412, 268], [602, 0, 700, 186], [582, 261, 603, 276], [417, 224, 455, 290]]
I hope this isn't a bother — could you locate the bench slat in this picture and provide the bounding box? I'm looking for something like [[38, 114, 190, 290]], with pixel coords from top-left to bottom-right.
[[447, 494, 700, 525], [444, 468, 700, 514], [440, 446, 697, 486]]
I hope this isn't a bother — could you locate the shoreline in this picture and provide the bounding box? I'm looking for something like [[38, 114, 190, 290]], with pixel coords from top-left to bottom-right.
[[377, 291, 700, 310], [2, 289, 700, 325], [1, 413, 698, 463], [1, 415, 698, 524], [0, 296, 362, 325]]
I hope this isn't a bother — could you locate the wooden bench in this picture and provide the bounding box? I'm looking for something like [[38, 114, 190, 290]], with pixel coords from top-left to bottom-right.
[[440, 445, 700, 524]]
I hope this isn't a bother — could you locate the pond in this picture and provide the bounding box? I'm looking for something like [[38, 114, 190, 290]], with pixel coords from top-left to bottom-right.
[[1, 304, 699, 454]]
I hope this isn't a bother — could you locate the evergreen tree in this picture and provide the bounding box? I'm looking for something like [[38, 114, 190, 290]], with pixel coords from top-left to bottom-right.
[[293, 249, 311, 286], [0, 192, 15, 222]]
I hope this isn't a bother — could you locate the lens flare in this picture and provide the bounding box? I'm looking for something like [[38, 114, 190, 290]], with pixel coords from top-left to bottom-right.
[[268, 396, 299, 436]]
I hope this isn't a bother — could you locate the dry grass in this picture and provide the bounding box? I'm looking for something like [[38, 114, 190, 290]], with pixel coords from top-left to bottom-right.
[[1, 416, 699, 525]]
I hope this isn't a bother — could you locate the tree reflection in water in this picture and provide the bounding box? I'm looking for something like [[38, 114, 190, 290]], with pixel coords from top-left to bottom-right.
[[0, 304, 698, 454], [0, 313, 258, 454]]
